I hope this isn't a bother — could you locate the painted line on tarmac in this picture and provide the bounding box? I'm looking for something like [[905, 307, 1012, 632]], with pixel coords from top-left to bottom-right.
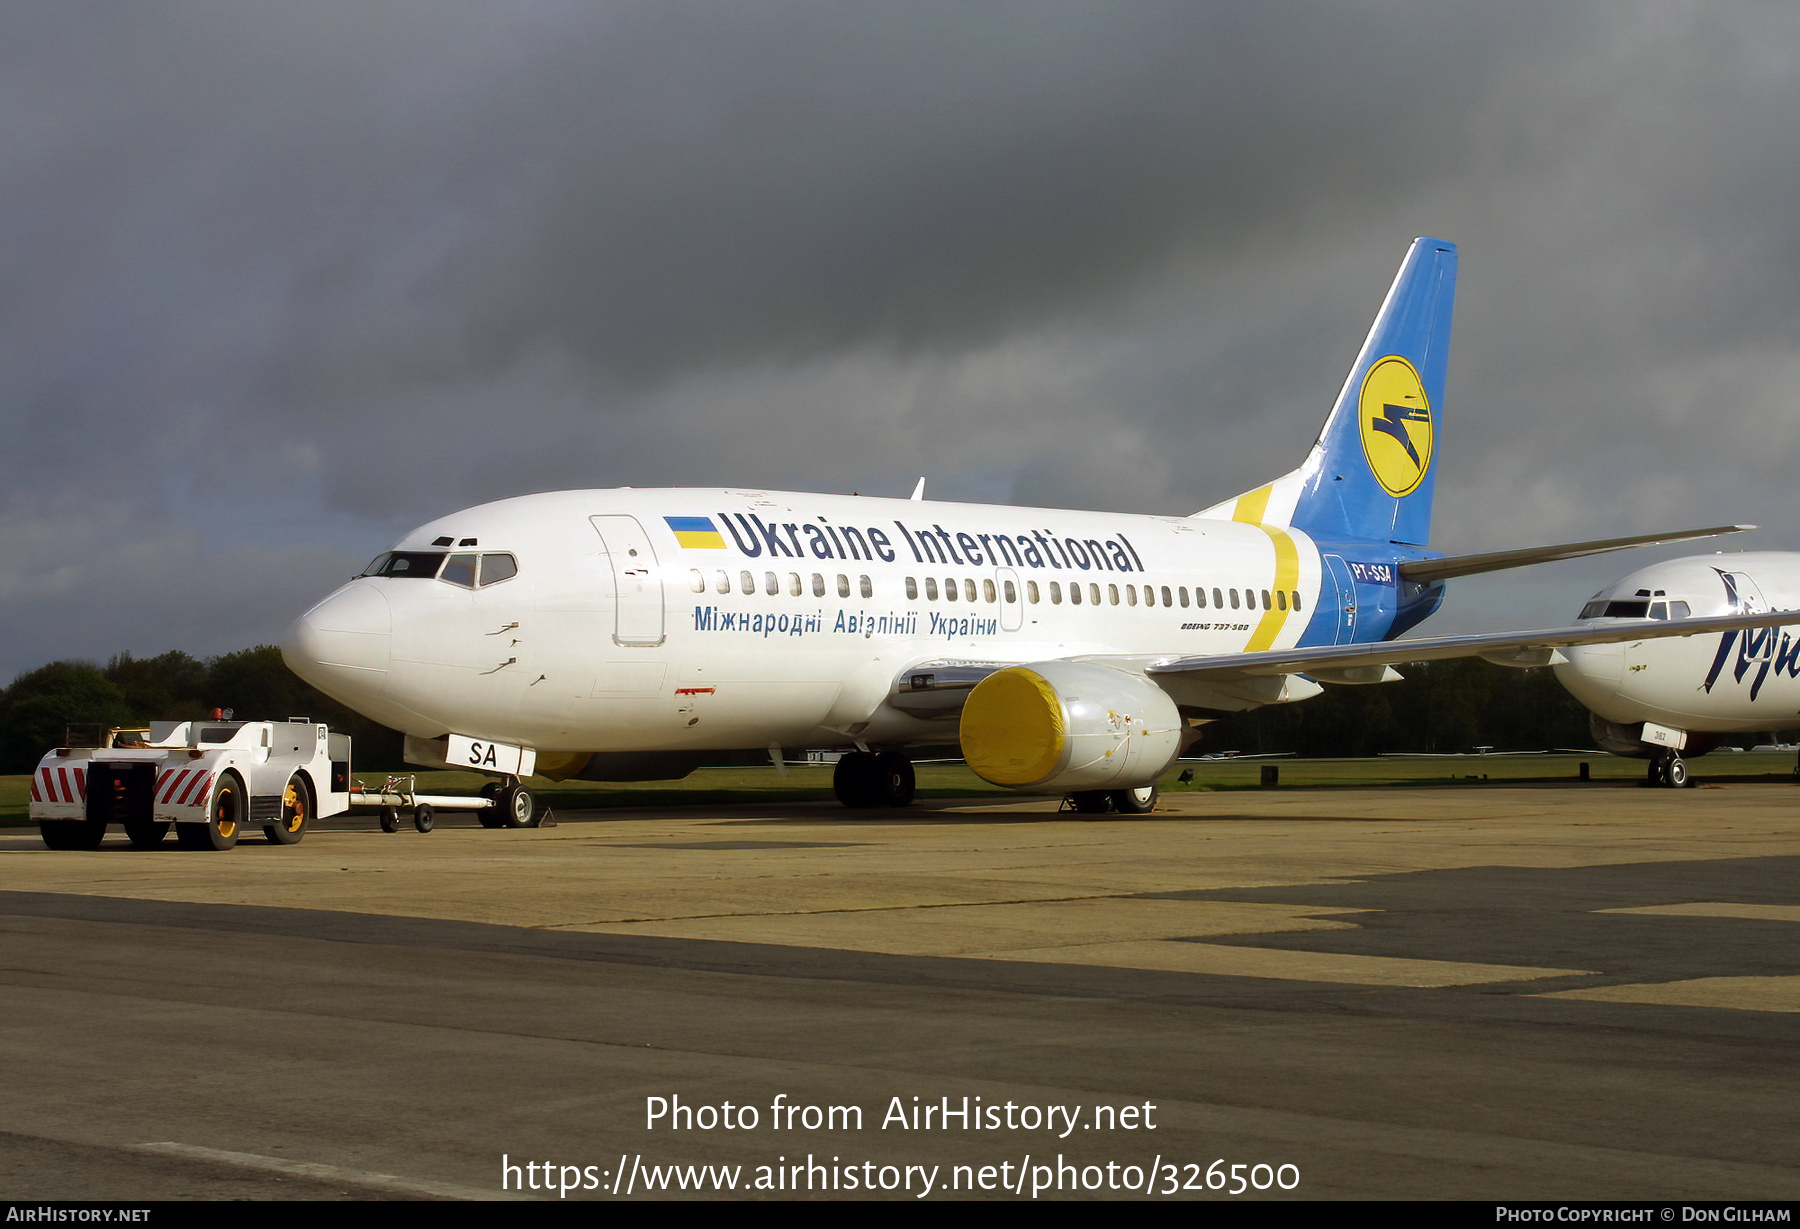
[[134, 1142, 525, 1200]]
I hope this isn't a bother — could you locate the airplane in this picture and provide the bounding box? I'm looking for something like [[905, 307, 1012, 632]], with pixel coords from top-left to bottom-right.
[[282, 237, 1795, 821], [1554, 551, 1800, 786]]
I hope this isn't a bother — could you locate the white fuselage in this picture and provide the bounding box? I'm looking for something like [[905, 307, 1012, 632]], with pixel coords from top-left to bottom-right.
[[1556, 552, 1800, 738], [285, 488, 1345, 761]]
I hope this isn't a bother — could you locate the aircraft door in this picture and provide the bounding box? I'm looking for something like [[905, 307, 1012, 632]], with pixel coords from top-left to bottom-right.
[[589, 515, 665, 647], [1322, 554, 1358, 645], [997, 568, 1023, 632]]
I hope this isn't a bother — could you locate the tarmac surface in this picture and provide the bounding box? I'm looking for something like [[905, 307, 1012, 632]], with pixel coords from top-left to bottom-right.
[[2, 778, 1797, 1201]]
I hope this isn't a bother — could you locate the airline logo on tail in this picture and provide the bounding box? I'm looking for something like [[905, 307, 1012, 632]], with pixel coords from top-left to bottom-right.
[[1358, 355, 1434, 497]]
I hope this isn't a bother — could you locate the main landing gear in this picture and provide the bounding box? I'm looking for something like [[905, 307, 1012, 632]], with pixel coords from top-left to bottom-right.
[[833, 751, 915, 809], [1647, 749, 1690, 789], [1068, 785, 1160, 814]]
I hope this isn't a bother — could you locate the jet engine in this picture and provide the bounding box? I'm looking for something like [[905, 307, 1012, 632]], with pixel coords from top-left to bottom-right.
[[958, 662, 1182, 793]]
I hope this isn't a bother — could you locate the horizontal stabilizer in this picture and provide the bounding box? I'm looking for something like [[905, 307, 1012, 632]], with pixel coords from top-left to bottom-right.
[[1398, 525, 1755, 583]]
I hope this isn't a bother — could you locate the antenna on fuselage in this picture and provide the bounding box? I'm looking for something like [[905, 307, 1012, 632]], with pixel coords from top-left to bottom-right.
[[910, 477, 925, 501]]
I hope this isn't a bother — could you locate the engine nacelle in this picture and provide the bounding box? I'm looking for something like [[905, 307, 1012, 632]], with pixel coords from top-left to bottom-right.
[[958, 662, 1182, 793]]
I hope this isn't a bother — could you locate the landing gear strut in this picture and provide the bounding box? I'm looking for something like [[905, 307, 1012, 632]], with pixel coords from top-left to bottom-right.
[[833, 751, 914, 808]]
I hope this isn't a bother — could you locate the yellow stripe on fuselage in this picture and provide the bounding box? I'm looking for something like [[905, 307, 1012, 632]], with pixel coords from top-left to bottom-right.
[[1232, 484, 1301, 652]]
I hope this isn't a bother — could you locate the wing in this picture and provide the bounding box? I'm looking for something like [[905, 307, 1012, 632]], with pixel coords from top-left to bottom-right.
[[1144, 609, 1799, 684]]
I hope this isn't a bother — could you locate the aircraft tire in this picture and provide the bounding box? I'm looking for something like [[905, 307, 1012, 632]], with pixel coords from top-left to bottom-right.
[[379, 807, 400, 833], [1111, 784, 1159, 814], [1070, 791, 1114, 814], [264, 774, 310, 845], [124, 818, 170, 849], [1646, 758, 1664, 787], [1667, 757, 1688, 788], [478, 782, 506, 829], [180, 773, 243, 850], [833, 752, 881, 808], [413, 804, 435, 833], [875, 752, 915, 807], [502, 786, 534, 828], [40, 819, 106, 851]]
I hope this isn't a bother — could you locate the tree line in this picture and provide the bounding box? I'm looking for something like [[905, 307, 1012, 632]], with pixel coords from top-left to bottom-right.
[[0, 642, 1627, 778], [0, 648, 405, 773]]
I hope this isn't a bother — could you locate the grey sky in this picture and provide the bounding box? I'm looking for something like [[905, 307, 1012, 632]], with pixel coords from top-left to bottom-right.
[[5, 2, 1798, 680]]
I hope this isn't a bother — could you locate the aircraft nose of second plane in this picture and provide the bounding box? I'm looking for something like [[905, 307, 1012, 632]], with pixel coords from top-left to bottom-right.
[[281, 582, 392, 699]]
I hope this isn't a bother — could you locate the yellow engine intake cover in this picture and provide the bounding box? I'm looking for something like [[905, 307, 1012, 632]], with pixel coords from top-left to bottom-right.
[[959, 667, 1066, 787]]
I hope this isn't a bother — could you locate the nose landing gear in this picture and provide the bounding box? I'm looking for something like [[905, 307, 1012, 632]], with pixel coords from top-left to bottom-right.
[[1648, 749, 1690, 788]]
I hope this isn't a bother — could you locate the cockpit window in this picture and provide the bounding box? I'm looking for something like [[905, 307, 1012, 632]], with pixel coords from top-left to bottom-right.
[[362, 551, 446, 579], [440, 554, 479, 588], [479, 554, 517, 586], [1580, 599, 1650, 619]]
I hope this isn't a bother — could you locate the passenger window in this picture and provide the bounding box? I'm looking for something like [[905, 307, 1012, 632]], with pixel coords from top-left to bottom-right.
[[1027, 581, 1039, 604], [1005, 580, 1017, 603], [945, 578, 958, 602], [1109, 584, 1120, 606], [1229, 589, 1240, 609], [1162, 586, 1172, 607], [1196, 587, 1206, 609], [1262, 589, 1272, 610], [812, 573, 825, 597], [479, 554, 518, 586], [715, 570, 730, 594], [861, 575, 872, 598], [1126, 585, 1137, 607], [765, 572, 779, 595], [983, 579, 996, 603], [926, 578, 939, 600], [1213, 587, 1223, 608], [1070, 582, 1083, 605], [688, 569, 706, 594], [1179, 587, 1190, 608], [837, 574, 850, 598], [440, 554, 478, 588], [740, 571, 754, 595], [1291, 591, 1301, 613], [1277, 590, 1287, 611], [1143, 585, 1154, 607], [1089, 583, 1100, 605], [789, 573, 802, 597], [906, 577, 918, 600], [1050, 582, 1062, 605]]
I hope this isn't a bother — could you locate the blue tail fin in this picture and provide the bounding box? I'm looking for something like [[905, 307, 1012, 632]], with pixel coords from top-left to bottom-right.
[[1197, 237, 1457, 548]]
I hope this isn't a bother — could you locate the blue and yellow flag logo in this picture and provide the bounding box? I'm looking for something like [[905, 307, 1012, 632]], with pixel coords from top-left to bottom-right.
[[664, 516, 727, 549]]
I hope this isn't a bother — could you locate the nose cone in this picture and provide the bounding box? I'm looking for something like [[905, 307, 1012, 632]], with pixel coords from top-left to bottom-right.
[[1553, 642, 1628, 719], [283, 582, 392, 703]]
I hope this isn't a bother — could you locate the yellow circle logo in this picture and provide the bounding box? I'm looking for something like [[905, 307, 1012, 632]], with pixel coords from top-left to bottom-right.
[[1357, 355, 1433, 497]]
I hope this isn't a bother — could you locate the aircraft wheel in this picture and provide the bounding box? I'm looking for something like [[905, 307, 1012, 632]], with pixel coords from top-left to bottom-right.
[[875, 752, 915, 807], [1667, 757, 1688, 788], [833, 752, 881, 808], [1111, 784, 1159, 814], [1646, 758, 1665, 787], [180, 773, 242, 850], [502, 786, 534, 828], [379, 807, 400, 833], [39, 819, 106, 851], [123, 818, 170, 849], [413, 804, 435, 833], [1070, 791, 1114, 814], [264, 774, 310, 845], [478, 782, 506, 829]]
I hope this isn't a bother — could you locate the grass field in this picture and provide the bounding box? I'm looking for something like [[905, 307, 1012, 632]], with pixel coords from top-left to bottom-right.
[[7, 750, 1797, 828]]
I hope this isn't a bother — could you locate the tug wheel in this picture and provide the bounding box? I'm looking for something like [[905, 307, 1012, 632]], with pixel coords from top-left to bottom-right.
[[264, 774, 310, 845]]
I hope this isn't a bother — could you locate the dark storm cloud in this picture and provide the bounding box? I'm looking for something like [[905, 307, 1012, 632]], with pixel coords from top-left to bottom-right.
[[5, 2, 1800, 675]]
